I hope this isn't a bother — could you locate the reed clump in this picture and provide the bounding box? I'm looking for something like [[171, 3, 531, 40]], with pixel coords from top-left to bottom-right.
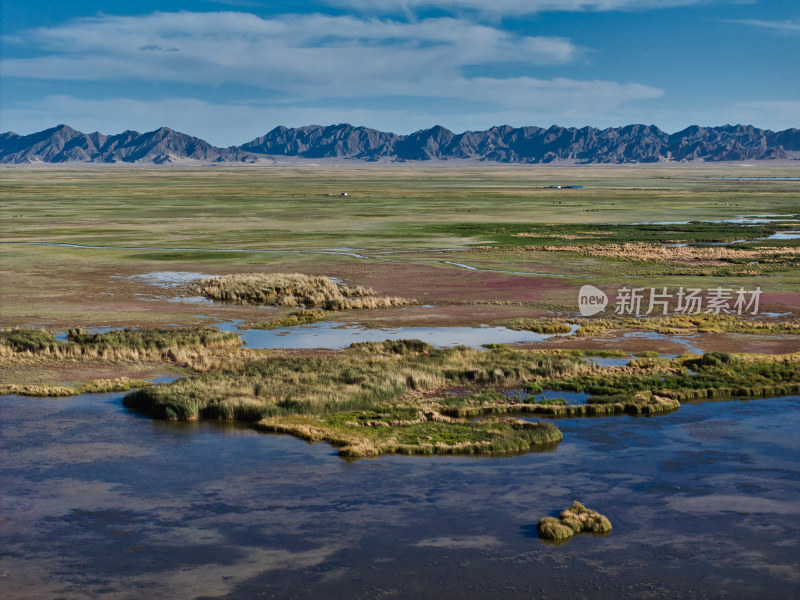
[[66, 327, 240, 350], [0, 328, 64, 353], [542, 351, 800, 404], [193, 273, 414, 310], [538, 501, 612, 541], [432, 349, 800, 419]]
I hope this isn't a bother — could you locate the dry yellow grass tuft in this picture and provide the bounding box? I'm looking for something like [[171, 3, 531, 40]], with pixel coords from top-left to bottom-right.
[[193, 273, 414, 310]]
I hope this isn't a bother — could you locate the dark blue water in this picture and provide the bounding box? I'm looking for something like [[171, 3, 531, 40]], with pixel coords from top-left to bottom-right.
[[1, 392, 798, 599]]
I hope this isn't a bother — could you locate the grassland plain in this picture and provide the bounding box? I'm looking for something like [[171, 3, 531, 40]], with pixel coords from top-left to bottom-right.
[[2, 165, 799, 330], [2, 164, 800, 455]]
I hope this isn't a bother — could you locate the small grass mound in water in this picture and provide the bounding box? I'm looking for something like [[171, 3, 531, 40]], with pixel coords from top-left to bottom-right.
[[193, 272, 414, 310], [245, 309, 327, 330], [537, 501, 612, 541]]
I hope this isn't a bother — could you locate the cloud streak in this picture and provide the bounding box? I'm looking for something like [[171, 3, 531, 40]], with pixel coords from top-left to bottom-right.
[[325, 0, 711, 17], [2, 12, 579, 91], [728, 19, 800, 34]]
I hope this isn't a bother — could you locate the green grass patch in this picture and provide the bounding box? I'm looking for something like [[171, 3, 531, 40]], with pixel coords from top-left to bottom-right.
[[245, 309, 327, 330], [0, 328, 64, 353], [256, 413, 562, 457]]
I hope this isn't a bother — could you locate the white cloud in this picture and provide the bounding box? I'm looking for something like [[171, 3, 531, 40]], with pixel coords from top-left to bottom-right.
[[1, 11, 578, 92], [0, 11, 672, 141], [325, 0, 710, 16], [728, 19, 800, 34]]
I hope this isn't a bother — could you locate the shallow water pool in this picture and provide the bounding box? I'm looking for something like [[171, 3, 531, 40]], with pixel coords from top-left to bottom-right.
[[215, 320, 579, 350]]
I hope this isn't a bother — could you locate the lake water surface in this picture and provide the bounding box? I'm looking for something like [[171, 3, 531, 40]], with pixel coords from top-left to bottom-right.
[[2, 390, 798, 599]]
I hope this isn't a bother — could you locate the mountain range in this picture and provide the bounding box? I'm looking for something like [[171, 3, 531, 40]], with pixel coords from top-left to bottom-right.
[[2, 123, 798, 165]]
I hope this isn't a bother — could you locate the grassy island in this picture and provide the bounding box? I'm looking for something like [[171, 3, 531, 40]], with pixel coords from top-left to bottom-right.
[[4, 323, 800, 456], [121, 337, 800, 457]]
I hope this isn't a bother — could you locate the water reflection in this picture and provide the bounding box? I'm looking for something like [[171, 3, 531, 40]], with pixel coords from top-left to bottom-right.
[[216, 320, 578, 350], [1, 391, 799, 599]]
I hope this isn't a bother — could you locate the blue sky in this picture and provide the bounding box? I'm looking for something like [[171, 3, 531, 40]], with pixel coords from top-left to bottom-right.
[[1, 0, 797, 145]]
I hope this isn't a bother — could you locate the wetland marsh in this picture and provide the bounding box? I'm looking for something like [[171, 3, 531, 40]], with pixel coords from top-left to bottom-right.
[[2, 164, 800, 596]]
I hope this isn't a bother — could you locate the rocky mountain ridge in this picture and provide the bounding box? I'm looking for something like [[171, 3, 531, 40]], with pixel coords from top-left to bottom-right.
[[2, 123, 798, 164]]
